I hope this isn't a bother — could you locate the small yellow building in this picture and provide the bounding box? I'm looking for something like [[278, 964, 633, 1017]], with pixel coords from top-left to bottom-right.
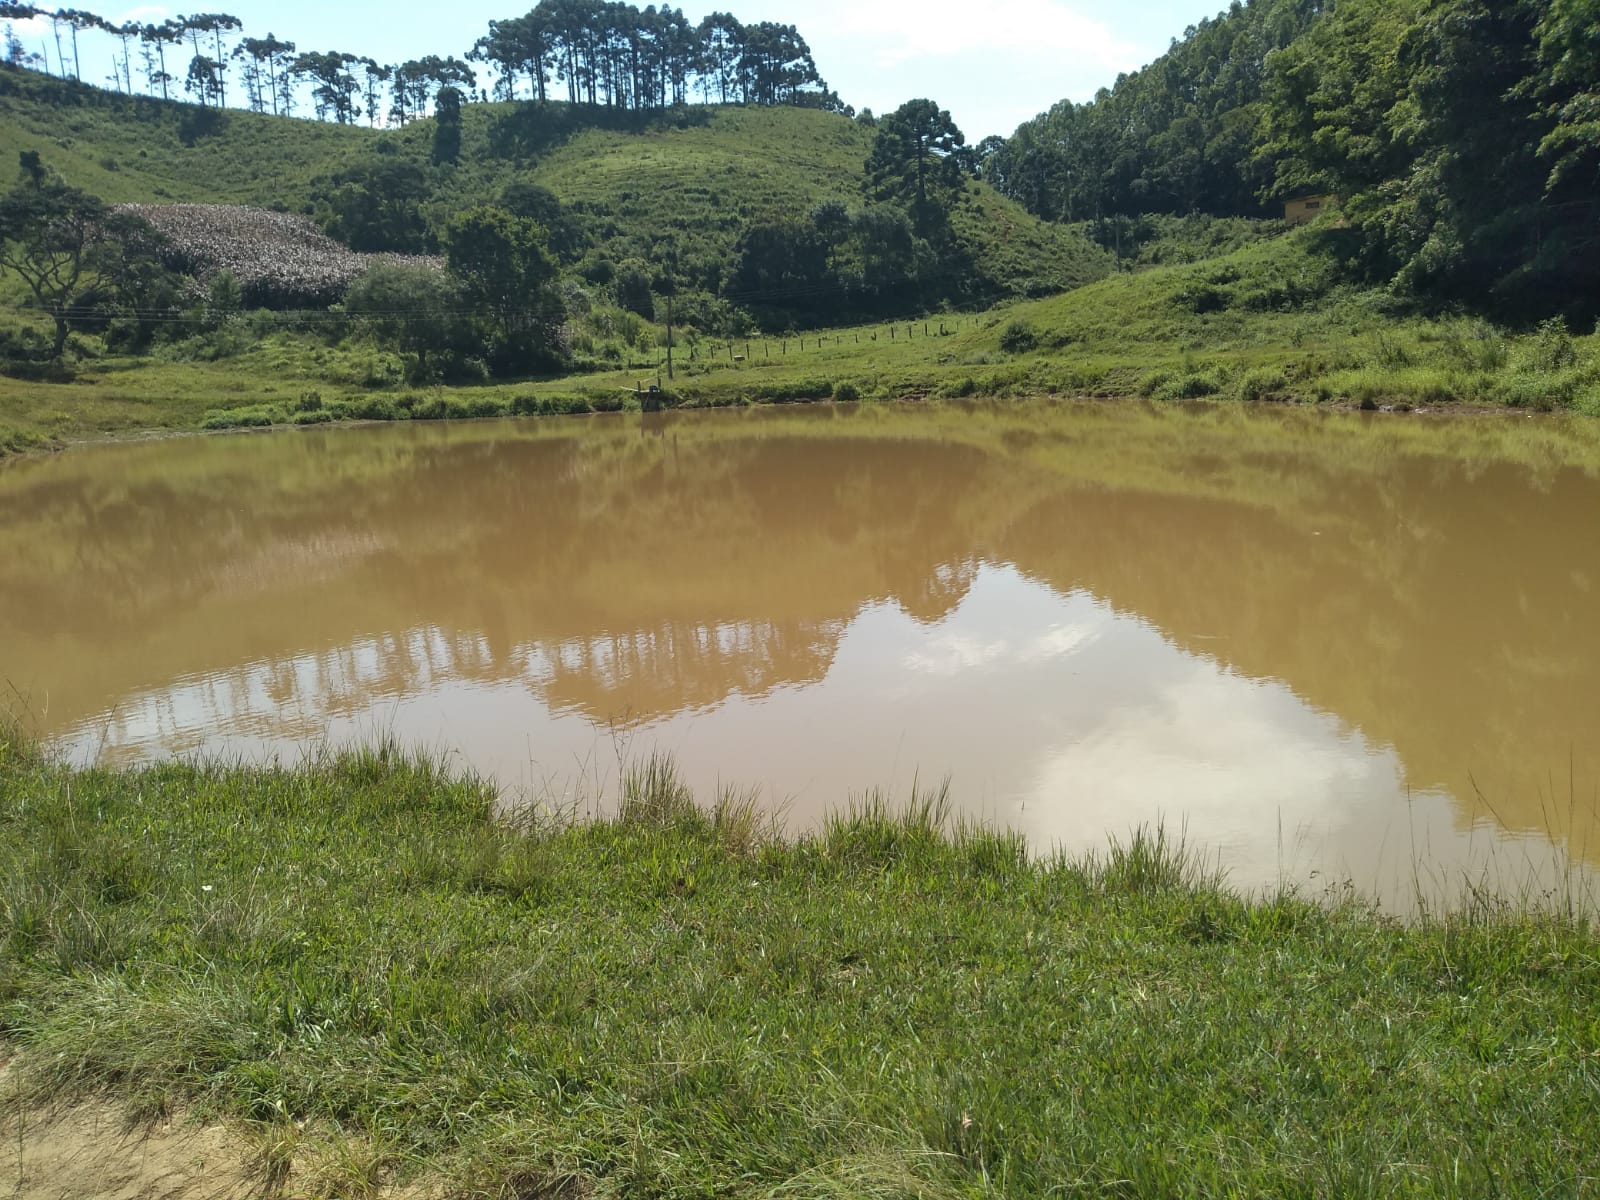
[[1285, 194, 1337, 226]]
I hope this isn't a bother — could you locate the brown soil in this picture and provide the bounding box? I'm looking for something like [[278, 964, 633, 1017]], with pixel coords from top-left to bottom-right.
[[0, 1095, 260, 1200], [0, 1055, 441, 1200]]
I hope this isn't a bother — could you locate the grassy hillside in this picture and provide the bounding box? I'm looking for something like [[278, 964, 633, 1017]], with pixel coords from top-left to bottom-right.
[[4, 64, 1593, 452], [0, 65, 1107, 307], [0, 68, 374, 207]]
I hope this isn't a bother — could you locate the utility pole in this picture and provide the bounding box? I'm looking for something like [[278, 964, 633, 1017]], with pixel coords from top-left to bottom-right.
[[659, 239, 679, 382]]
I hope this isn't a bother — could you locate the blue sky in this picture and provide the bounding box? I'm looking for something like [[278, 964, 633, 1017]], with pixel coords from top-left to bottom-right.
[[9, 0, 1228, 140]]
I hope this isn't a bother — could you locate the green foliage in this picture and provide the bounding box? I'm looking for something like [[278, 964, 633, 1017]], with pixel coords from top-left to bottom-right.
[[344, 260, 469, 382], [1525, 316, 1577, 372], [0, 71, 1107, 329], [1531, 0, 1600, 190], [311, 154, 434, 254], [1075, 212, 1282, 270], [612, 260, 654, 318], [0, 152, 168, 357], [497, 178, 585, 263], [291, 49, 361, 124], [443, 204, 564, 372], [6, 210, 1599, 453], [205, 267, 241, 322], [994, 0, 1600, 321], [430, 85, 462, 165], [998, 320, 1036, 354], [867, 98, 968, 233], [1235, 365, 1288, 402]]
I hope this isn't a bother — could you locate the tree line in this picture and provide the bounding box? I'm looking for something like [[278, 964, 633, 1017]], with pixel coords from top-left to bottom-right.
[[0, 0, 836, 123], [469, 3, 829, 111], [984, 0, 1599, 318]]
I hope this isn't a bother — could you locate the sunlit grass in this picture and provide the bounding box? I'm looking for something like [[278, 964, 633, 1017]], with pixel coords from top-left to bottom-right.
[[2, 728, 1598, 1196], [6, 224, 1597, 458]]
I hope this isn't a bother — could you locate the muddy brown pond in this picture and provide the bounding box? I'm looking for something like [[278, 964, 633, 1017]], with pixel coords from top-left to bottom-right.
[[4, 400, 1599, 909]]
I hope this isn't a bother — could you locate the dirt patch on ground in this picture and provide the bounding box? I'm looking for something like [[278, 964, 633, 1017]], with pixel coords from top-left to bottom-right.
[[0, 1056, 438, 1199], [0, 1095, 261, 1200]]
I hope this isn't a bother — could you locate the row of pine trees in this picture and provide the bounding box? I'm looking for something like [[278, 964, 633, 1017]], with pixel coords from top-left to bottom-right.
[[0, 1, 832, 124]]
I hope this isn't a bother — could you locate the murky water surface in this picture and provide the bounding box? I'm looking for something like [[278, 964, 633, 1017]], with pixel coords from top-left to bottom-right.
[[4, 402, 1599, 907]]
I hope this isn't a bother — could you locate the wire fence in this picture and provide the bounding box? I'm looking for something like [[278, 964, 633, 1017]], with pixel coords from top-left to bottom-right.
[[0, 302, 989, 351]]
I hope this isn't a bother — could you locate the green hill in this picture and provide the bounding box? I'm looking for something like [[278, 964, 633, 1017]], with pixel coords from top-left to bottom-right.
[[0, 68, 372, 207], [988, 0, 1599, 320], [0, 66, 1109, 319]]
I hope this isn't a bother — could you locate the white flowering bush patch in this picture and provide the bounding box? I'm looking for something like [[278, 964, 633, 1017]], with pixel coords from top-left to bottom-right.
[[117, 204, 444, 308]]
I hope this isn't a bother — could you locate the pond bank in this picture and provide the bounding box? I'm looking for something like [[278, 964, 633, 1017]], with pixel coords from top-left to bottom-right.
[[0, 386, 1575, 470], [5, 277, 1598, 461], [3, 732, 1597, 1198]]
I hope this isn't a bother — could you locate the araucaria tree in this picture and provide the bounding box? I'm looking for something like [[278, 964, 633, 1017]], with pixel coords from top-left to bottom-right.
[[867, 99, 969, 231], [176, 13, 241, 106], [4, 0, 836, 120], [0, 153, 161, 358], [233, 33, 296, 115], [293, 49, 361, 123]]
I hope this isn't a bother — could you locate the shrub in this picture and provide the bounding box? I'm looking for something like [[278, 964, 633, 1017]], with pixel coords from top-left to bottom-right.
[[1523, 317, 1577, 372], [511, 393, 596, 416], [336, 396, 402, 421], [1154, 369, 1225, 401], [409, 395, 465, 420], [832, 381, 860, 402], [1235, 367, 1288, 403], [999, 320, 1038, 354], [1368, 335, 1412, 368], [1175, 284, 1229, 314], [1501, 372, 1576, 411], [1139, 369, 1176, 397], [1438, 319, 1509, 371], [974, 367, 1030, 397]]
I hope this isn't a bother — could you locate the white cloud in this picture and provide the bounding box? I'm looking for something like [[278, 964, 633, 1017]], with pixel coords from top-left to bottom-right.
[[1021, 662, 1404, 889], [728, 0, 1159, 135], [902, 619, 1098, 676], [828, 0, 1138, 70]]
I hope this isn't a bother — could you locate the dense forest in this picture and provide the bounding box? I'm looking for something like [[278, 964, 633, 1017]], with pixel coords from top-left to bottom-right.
[[985, 0, 1599, 319]]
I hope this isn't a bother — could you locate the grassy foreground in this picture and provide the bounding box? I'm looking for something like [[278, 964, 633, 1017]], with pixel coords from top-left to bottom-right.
[[2, 729, 1599, 1197]]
